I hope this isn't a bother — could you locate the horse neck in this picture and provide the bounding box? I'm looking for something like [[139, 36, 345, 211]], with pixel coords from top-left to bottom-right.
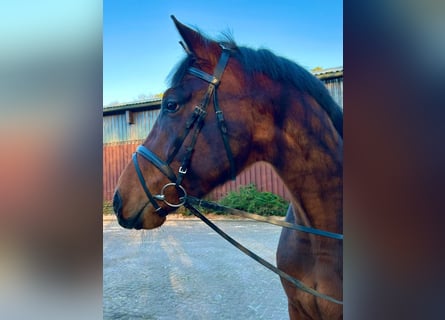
[[254, 91, 343, 236]]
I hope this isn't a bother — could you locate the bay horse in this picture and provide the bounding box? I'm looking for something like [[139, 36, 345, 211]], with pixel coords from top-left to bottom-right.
[[113, 16, 343, 320]]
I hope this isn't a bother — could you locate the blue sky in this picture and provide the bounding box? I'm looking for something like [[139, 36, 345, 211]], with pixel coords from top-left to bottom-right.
[[103, 0, 343, 106]]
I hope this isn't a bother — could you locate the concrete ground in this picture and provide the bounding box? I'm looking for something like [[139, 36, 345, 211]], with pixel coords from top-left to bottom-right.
[[103, 216, 289, 319]]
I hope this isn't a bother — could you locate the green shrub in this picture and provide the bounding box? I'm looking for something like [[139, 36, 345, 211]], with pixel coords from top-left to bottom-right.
[[175, 206, 194, 216], [182, 201, 213, 216], [103, 200, 114, 215], [218, 184, 288, 216]]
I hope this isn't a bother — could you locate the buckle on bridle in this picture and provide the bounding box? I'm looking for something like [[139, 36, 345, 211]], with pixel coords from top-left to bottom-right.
[[215, 110, 224, 121], [194, 105, 207, 116]]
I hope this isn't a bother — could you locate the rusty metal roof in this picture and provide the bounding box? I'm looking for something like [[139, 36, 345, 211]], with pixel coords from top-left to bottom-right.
[[103, 98, 162, 115], [312, 67, 343, 80]]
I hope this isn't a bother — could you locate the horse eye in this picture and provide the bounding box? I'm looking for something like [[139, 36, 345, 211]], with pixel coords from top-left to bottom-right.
[[165, 101, 179, 112]]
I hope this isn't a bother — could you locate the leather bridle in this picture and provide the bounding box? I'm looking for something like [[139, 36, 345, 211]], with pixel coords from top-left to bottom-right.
[[130, 45, 343, 305], [132, 46, 235, 216]]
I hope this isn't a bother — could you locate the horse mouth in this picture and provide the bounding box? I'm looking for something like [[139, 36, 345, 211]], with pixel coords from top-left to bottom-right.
[[116, 202, 166, 230], [116, 202, 148, 229]]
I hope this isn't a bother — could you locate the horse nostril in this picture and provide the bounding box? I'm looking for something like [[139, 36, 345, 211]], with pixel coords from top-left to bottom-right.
[[113, 190, 123, 216]]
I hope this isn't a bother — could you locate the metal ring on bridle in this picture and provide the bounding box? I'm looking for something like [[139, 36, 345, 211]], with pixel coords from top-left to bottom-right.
[[154, 183, 187, 208]]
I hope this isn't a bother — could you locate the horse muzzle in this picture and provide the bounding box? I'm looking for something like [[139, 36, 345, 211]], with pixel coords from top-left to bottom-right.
[[112, 190, 144, 229]]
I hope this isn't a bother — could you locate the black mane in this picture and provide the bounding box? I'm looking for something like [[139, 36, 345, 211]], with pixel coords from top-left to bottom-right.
[[168, 34, 343, 138]]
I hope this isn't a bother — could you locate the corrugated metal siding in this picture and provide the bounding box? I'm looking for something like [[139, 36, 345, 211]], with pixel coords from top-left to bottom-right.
[[208, 162, 292, 201], [103, 109, 160, 144], [103, 141, 143, 200], [323, 77, 343, 108], [103, 142, 291, 202]]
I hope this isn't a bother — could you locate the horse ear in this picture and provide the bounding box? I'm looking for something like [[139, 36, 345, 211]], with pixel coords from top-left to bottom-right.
[[171, 15, 219, 61]]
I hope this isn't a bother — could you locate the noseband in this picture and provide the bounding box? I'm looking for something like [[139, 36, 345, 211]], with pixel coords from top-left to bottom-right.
[[132, 47, 235, 216]]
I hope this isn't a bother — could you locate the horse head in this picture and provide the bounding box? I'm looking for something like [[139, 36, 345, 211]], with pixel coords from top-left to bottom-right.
[[113, 17, 260, 229]]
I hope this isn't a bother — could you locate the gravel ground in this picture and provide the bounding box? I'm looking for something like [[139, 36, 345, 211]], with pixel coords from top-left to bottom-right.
[[103, 217, 289, 319]]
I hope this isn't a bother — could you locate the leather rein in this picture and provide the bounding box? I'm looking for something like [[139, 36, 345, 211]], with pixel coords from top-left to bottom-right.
[[131, 46, 343, 305]]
